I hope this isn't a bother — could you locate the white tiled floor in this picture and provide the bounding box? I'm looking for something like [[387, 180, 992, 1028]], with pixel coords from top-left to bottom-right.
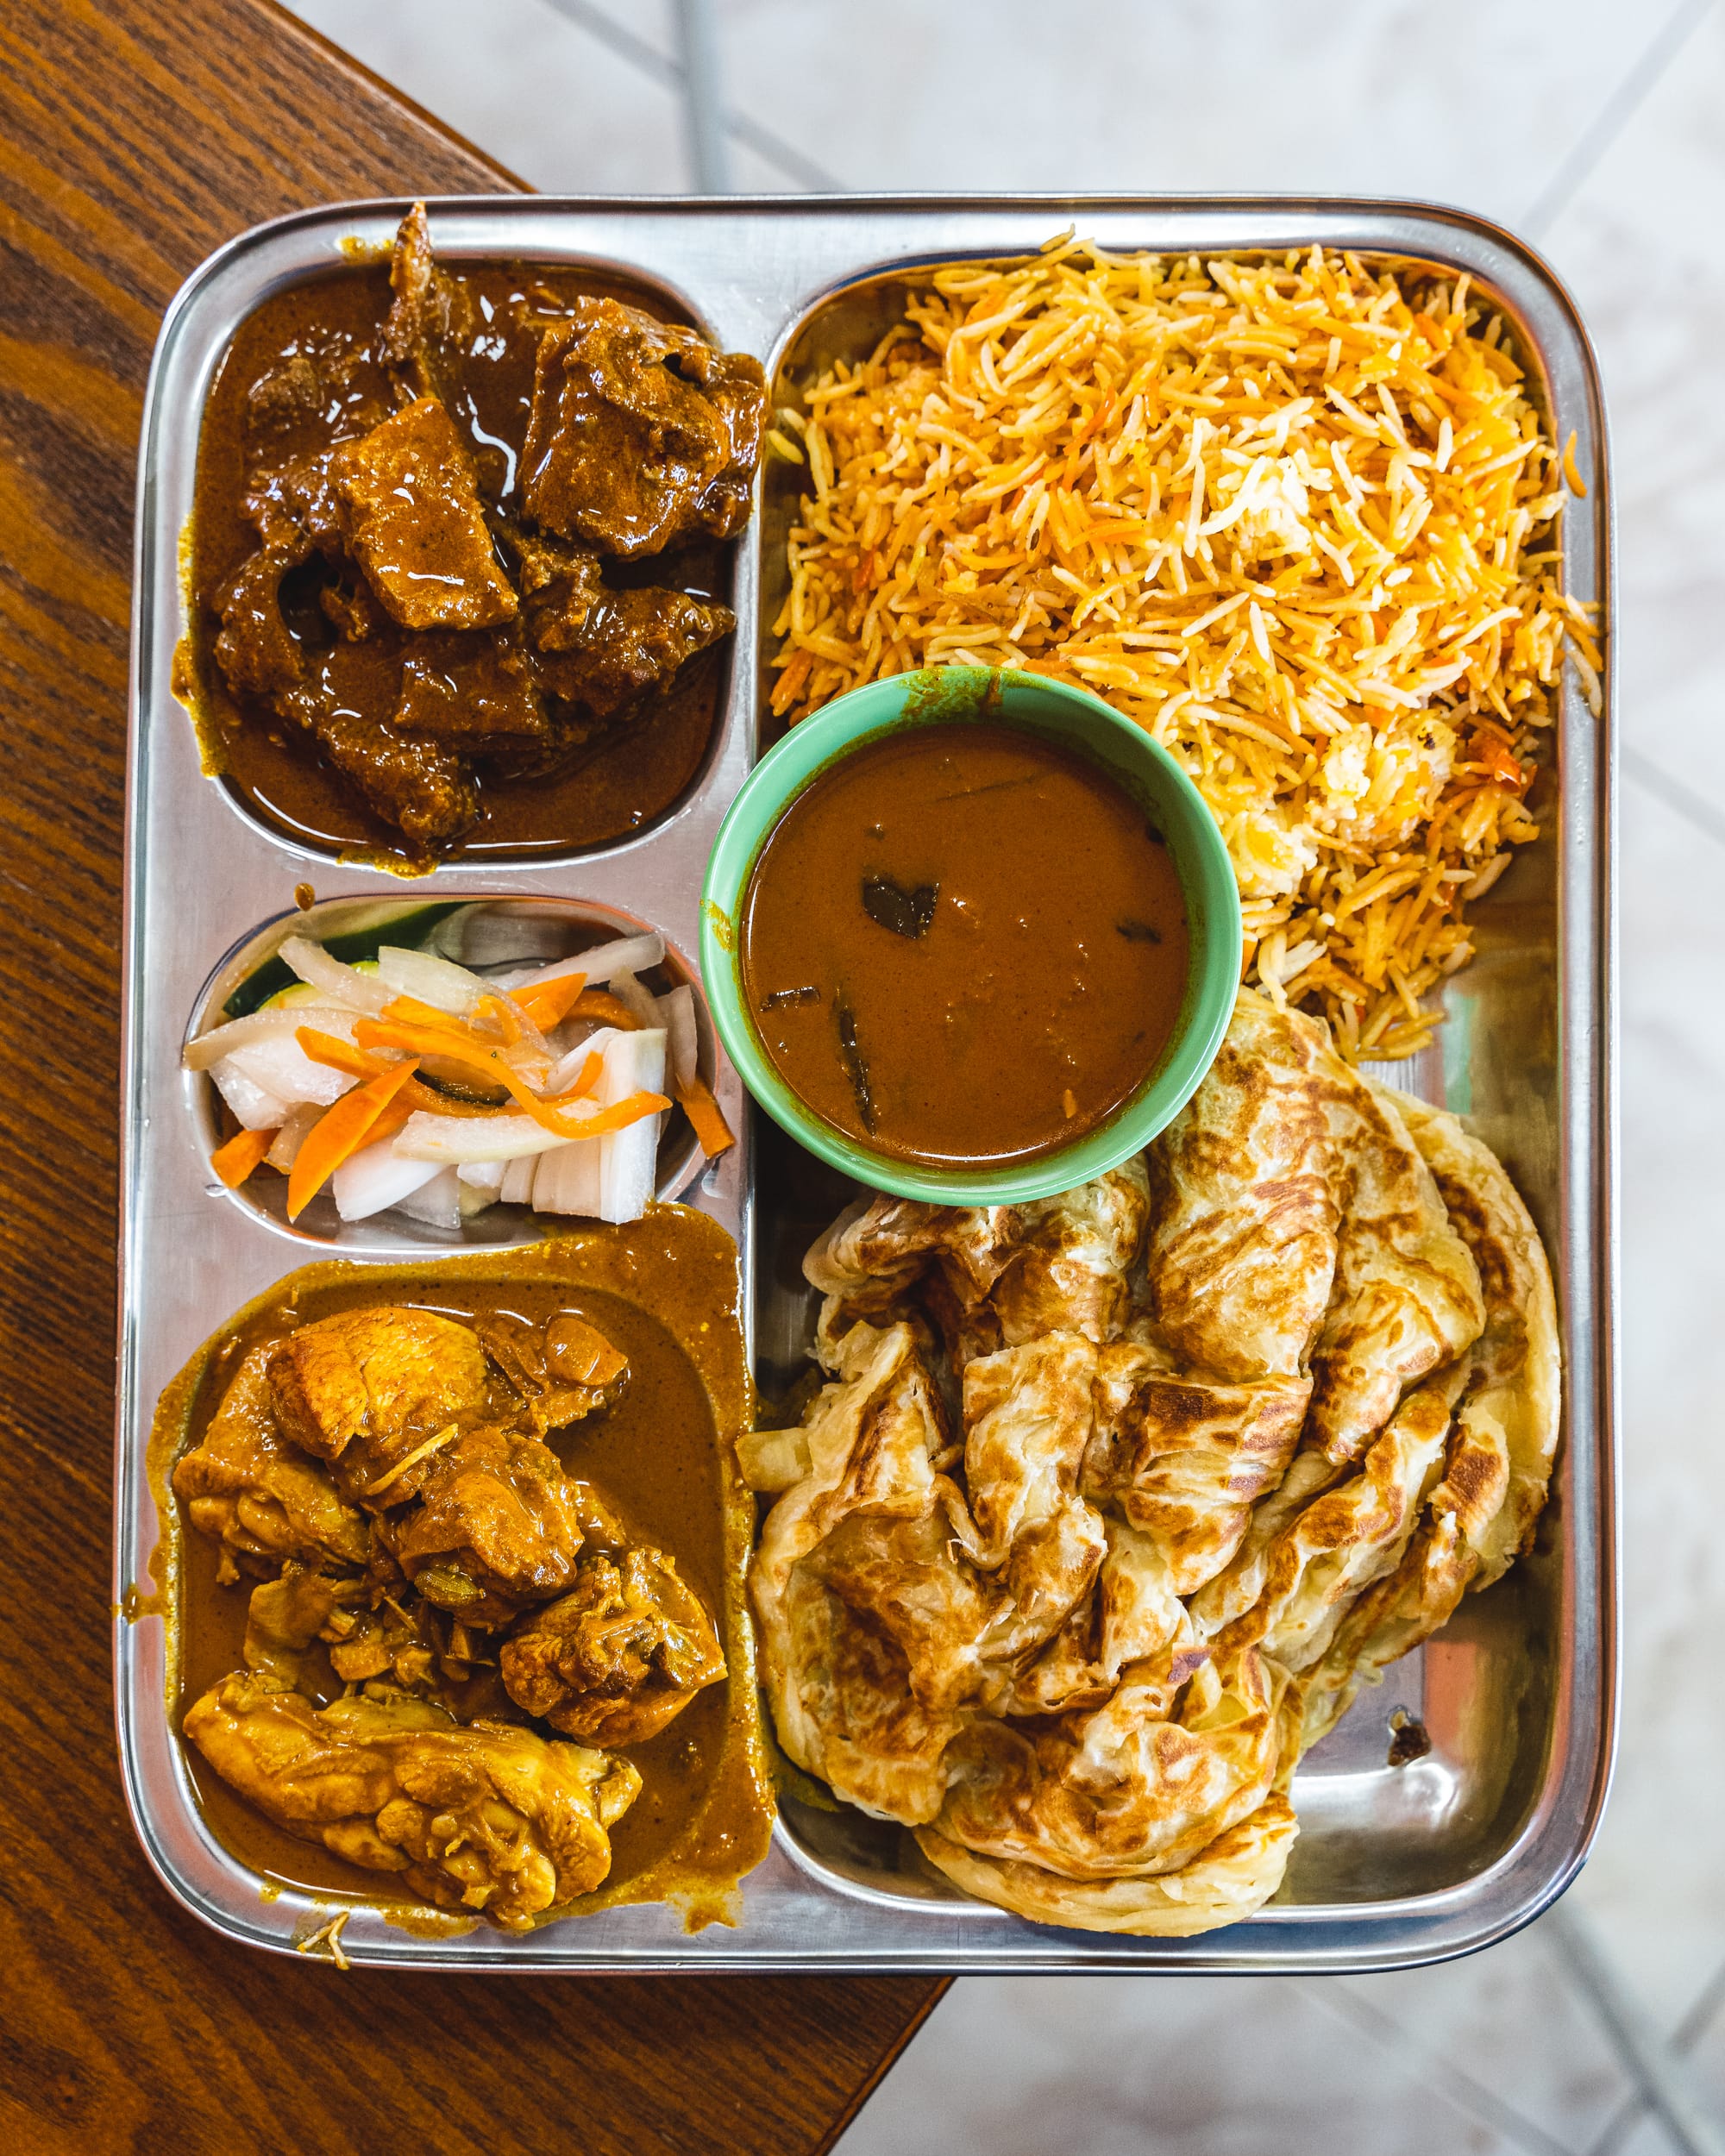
[[285, 3, 1725, 2147]]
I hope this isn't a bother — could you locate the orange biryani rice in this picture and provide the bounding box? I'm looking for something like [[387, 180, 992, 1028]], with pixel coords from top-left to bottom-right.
[[768, 241, 1602, 1060]]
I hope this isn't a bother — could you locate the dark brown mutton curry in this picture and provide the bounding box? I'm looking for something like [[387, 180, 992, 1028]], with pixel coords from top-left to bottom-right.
[[187, 204, 767, 868]]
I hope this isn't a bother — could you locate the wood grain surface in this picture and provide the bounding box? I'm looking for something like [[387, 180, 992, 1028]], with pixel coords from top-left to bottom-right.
[[0, 3, 944, 2149]]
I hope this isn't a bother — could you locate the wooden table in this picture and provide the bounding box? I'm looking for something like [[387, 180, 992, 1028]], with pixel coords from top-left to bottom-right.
[[0, 3, 944, 2147]]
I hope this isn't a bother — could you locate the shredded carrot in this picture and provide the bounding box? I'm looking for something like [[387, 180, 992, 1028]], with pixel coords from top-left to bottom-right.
[[357, 1017, 664, 1140], [386, 993, 472, 1032], [1561, 429, 1587, 497], [513, 972, 588, 1030], [297, 1028, 391, 1081], [539, 1087, 671, 1138], [286, 1061, 420, 1219], [565, 1050, 605, 1099], [474, 993, 524, 1046], [297, 1026, 543, 1121], [570, 988, 643, 1031], [211, 1125, 276, 1188], [674, 1075, 735, 1158]]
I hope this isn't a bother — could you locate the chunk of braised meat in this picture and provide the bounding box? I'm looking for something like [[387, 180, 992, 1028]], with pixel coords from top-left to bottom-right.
[[173, 1344, 369, 1583], [394, 626, 549, 754], [319, 573, 384, 643], [329, 397, 517, 631], [242, 448, 348, 562], [499, 520, 604, 608], [268, 1305, 492, 1504], [521, 298, 766, 558], [501, 1546, 725, 1746], [530, 586, 735, 719], [184, 1670, 640, 1929], [472, 1310, 628, 1437], [276, 648, 480, 849], [212, 452, 350, 696], [380, 199, 474, 408], [379, 1423, 596, 1625], [213, 548, 306, 696]]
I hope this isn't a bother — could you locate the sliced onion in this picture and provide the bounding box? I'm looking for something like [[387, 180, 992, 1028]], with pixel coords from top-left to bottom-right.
[[279, 935, 396, 1014], [393, 1167, 463, 1230], [513, 933, 665, 993], [533, 1138, 602, 1217], [265, 1101, 324, 1173], [184, 1002, 354, 1071], [656, 983, 699, 1091], [608, 968, 662, 1029], [599, 1026, 666, 1225], [221, 1033, 357, 1111], [444, 907, 575, 968], [210, 1056, 292, 1131], [456, 1159, 506, 1192], [375, 945, 489, 1014], [499, 1154, 538, 1206], [544, 1025, 622, 1096], [331, 1140, 442, 1222], [391, 1110, 572, 1165]]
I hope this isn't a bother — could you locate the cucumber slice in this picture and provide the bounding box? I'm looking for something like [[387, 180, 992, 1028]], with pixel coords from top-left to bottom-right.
[[223, 903, 466, 1018]]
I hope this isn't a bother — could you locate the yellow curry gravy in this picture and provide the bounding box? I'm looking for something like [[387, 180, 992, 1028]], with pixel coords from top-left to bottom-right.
[[147, 1212, 773, 1933], [189, 262, 727, 868], [742, 722, 1191, 1165]]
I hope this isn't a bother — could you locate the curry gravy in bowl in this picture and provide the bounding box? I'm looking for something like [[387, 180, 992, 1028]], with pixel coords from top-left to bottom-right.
[[741, 723, 1187, 1165], [703, 667, 1244, 1203]]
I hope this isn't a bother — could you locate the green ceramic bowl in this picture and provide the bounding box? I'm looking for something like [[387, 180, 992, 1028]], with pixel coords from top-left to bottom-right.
[[700, 667, 1241, 1203]]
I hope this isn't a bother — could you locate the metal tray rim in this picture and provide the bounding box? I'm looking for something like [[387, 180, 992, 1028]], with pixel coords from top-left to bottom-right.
[[117, 191, 1616, 1974]]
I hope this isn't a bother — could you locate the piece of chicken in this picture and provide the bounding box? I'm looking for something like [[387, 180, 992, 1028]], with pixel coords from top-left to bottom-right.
[[379, 1422, 593, 1626], [500, 1546, 725, 1745], [185, 1671, 639, 1929], [471, 1310, 627, 1438], [268, 1306, 492, 1505], [174, 1344, 369, 1582]]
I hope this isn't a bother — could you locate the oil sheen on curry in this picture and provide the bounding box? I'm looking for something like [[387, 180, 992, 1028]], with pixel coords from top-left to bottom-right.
[[741, 723, 1189, 1166], [186, 203, 766, 868], [152, 1215, 772, 1934]]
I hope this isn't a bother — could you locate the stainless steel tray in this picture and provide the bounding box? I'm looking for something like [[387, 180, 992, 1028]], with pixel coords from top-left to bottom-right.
[[119, 195, 1616, 1972]]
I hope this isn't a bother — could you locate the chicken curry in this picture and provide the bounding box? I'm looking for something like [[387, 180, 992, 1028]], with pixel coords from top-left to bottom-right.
[[154, 1213, 773, 1933], [185, 204, 767, 868]]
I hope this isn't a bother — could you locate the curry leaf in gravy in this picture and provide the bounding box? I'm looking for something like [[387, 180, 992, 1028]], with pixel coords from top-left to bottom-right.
[[1116, 918, 1164, 944], [861, 874, 938, 942], [833, 997, 876, 1132], [759, 985, 821, 1012]]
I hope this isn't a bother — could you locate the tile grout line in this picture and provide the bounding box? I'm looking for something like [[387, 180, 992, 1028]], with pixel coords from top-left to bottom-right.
[[1295, 1977, 1574, 2156], [1546, 1904, 1725, 2156], [1587, 1953, 1725, 2156], [1622, 746, 1725, 856], [1522, 0, 1716, 235], [530, 0, 844, 189]]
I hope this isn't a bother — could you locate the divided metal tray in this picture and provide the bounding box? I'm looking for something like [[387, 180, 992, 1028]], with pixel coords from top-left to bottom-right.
[[117, 195, 1616, 1971]]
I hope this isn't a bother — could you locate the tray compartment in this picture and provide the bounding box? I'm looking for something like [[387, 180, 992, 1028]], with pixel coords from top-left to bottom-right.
[[185, 892, 717, 1249]]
